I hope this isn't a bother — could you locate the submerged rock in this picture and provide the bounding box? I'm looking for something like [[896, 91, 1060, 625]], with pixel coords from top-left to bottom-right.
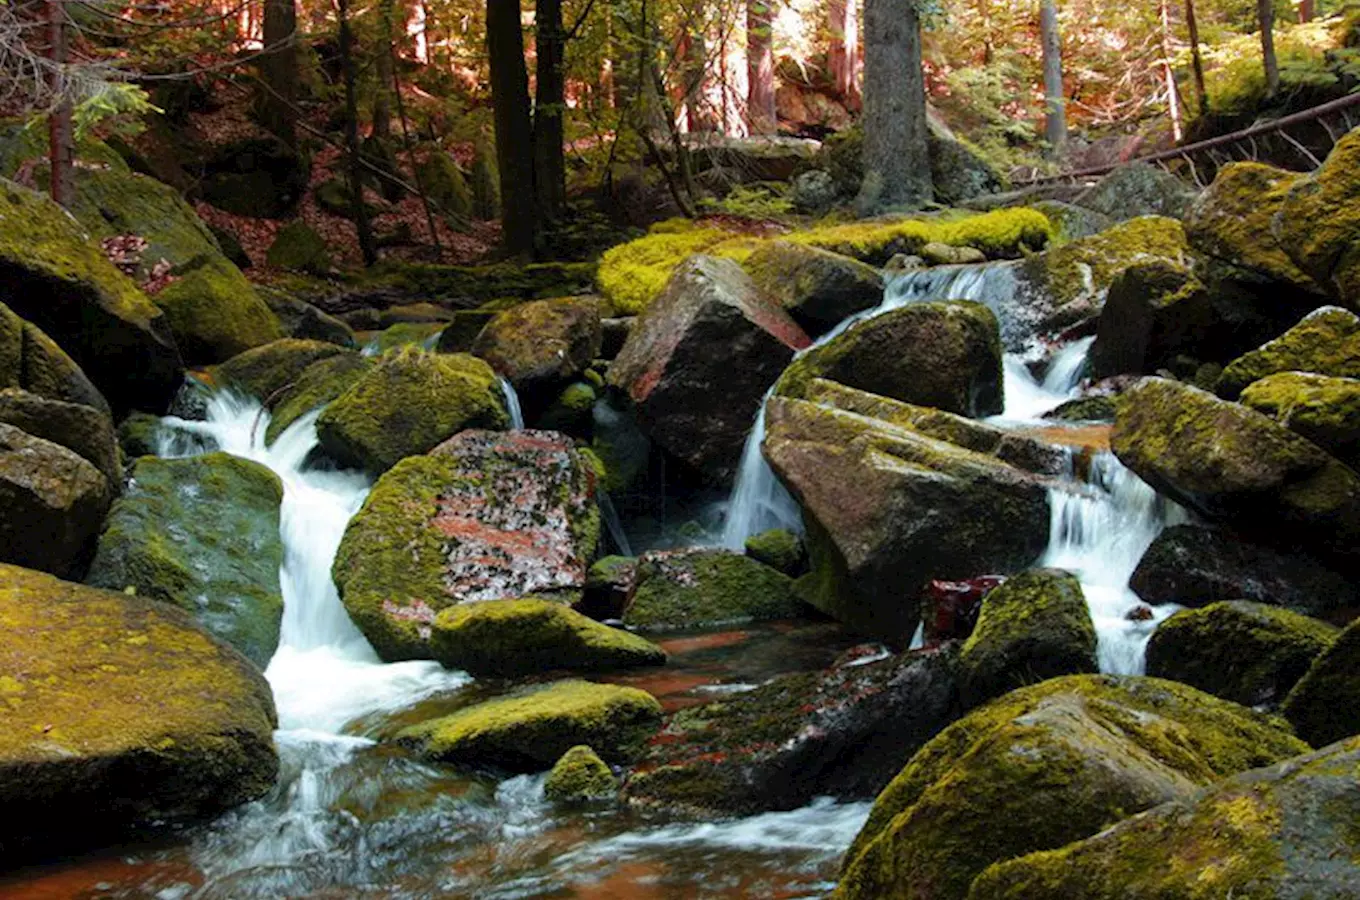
[[395, 680, 662, 770], [970, 737, 1360, 900], [429, 597, 665, 677], [623, 548, 803, 630], [1217, 306, 1360, 399], [544, 745, 618, 804], [0, 564, 277, 866], [623, 645, 960, 816], [1146, 601, 1337, 708], [834, 675, 1308, 900], [334, 429, 600, 661], [86, 453, 285, 668], [0, 301, 110, 415], [1281, 615, 1360, 747], [607, 255, 810, 481], [741, 241, 885, 337], [0, 423, 109, 578], [1239, 371, 1360, 470]]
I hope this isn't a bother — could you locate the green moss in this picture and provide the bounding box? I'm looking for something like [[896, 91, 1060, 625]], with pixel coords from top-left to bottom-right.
[[117, 411, 167, 458], [265, 353, 374, 444], [1278, 129, 1360, 301], [538, 381, 598, 435], [1282, 614, 1360, 747], [1043, 395, 1117, 422], [365, 321, 445, 355], [0, 388, 118, 482], [417, 152, 472, 221], [1239, 371, 1360, 469], [315, 348, 507, 473], [0, 120, 126, 179], [1022, 216, 1189, 315], [266, 221, 331, 274], [744, 528, 806, 575], [596, 223, 760, 315], [624, 549, 803, 630], [1219, 307, 1360, 399], [152, 258, 285, 363], [429, 597, 665, 677], [394, 679, 663, 770], [544, 744, 618, 803], [1147, 601, 1337, 708], [472, 296, 603, 388], [209, 338, 348, 402]]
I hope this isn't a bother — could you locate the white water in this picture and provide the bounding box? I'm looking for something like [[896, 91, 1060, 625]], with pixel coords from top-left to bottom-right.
[[498, 376, 526, 429]]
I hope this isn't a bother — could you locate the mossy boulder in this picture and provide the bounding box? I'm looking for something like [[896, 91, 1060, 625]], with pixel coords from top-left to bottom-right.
[[1281, 615, 1360, 747], [316, 349, 507, 474], [776, 301, 1003, 418], [1146, 601, 1337, 708], [834, 675, 1309, 900], [429, 597, 665, 677], [0, 423, 110, 578], [1217, 306, 1360, 398], [333, 429, 599, 661], [209, 338, 348, 403], [118, 411, 169, 458], [1043, 394, 1117, 422], [1276, 128, 1360, 303], [1130, 524, 1356, 617], [959, 569, 1097, 706], [1088, 260, 1217, 379], [85, 452, 284, 668], [1238, 371, 1360, 470], [544, 745, 618, 803], [536, 381, 597, 436], [624, 645, 960, 816], [256, 287, 355, 347], [0, 564, 277, 866], [740, 241, 884, 337], [0, 179, 182, 414], [152, 259, 286, 364], [394, 679, 662, 770], [1075, 162, 1196, 222], [362, 321, 445, 356], [266, 220, 331, 274], [0, 388, 118, 483], [970, 736, 1360, 900], [264, 353, 374, 444], [1111, 377, 1360, 564], [578, 554, 638, 621], [623, 549, 803, 630], [744, 528, 806, 576], [472, 296, 603, 393], [0, 301, 109, 414], [790, 208, 1052, 266], [929, 131, 1007, 205], [417, 152, 472, 221], [764, 395, 1050, 644]]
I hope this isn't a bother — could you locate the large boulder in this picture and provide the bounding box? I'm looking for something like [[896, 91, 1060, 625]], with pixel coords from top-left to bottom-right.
[[0, 302, 109, 414], [0, 179, 182, 413], [0, 388, 118, 483], [85, 453, 285, 669], [209, 338, 349, 403], [776, 301, 1004, 418], [1088, 261, 1216, 379], [833, 675, 1308, 900], [1239, 371, 1360, 470], [1217, 306, 1360, 399], [0, 564, 277, 866], [429, 597, 665, 677], [763, 395, 1050, 643], [471, 296, 603, 395], [971, 737, 1360, 900], [1074, 162, 1196, 222], [333, 429, 600, 661], [1129, 523, 1356, 617], [1146, 601, 1337, 708], [623, 645, 960, 816], [623, 548, 803, 630], [607, 255, 811, 481], [264, 353, 374, 444], [958, 569, 1098, 706], [1275, 128, 1360, 303], [1111, 377, 1360, 565], [0, 423, 109, 578], [929, 129, 1007, 206], [741, 241, 885, 337], [394, 680, 662, 770], [316, 349, 507, 474], [1281, 616, 1360, 747]]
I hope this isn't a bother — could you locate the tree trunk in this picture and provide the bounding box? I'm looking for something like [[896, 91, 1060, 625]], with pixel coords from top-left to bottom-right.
[[46, 0, 72, 209], [534, 0, 567, 222], [1040, 0, 1067, 150], [746, 0, 775, 134], [1186, 0, 1207, 114], [259, 0, 298, 147], [338, 0, 377, 266], [1298, 0, 1314, 23], [372, 0, 395, 142], [1259, 0, 1279, 98], [487, 0, 538, 255], [858, 0, 931, 212], [828, 0, 860, 106], [681, 25, 715, 132], [1160, 0, 1183, 141]]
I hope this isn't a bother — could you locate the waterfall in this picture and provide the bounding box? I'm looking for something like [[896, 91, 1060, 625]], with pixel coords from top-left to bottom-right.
[[597, 488, 634, 557], [720, 392, 802, 549], [498, 376, 526, 430], [996, 335, 1095, 422]]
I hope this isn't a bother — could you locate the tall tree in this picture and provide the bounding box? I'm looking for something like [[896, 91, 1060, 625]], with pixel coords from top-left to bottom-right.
[[1159, 0, 1182, 141], [1298, 0, 1314, 23], [1259, 0, 1279, 98], [1040, 0, 1066, 150], [827, 0, 860, 105], [858, 0, 931, 212], [747, 0, 775, 133], [46, 0, 73, 208], [259, 0, 298, 148], [1185, 0, 1207, 114], [534, 0, 567, 222], [487, 0, 538, 254], [372, 0, 396, 143], [338, 0, 377, 265]]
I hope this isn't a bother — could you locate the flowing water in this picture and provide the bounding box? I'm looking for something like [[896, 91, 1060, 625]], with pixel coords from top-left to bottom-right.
[[498, 376, 526, 430]]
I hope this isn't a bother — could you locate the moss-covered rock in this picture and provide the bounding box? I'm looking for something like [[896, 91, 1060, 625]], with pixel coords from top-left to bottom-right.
[[959, 569, 1097, 705], [744, 528, 806, 576], [929, 131, 1007, 206], [577, 555, 638, 621], [1076, 163, 1196, 222], [0, 179, 182, 414], [117, 411, 169, 458], [472, 297, 603, 392], [152, 259, 286, 364], [0, 388, 118, 483], [362, 321, 445, 355], [777, 301, 1003, 418], [429, 597, 665, 677], [394, 679, 662, 770], [740, 240, 884, 337], [970, 736, 1360, 900], [316, 348, 506, 474], [256, 287, 355, 347], [0, 563, 277, 866], [545, 744, 618, 803], [86, 452, 284, 668], [624, 645, 960, 816], [1146, 601, 1337, 708], [334, 429, 599, 661], [1088, 260, 1217, 379], [264, 353, 373, 444], [0, 301, 109, 414], [1276, 128, 1360, 303], [536, 381, 597, 436], [834, 675, 1308, 900], [1281, 614, 1360, 746], [1217, 306, 1360, 398], [418, 151, 472, 221], [209, 338, 348, 403], [266, 220, 331, 274], [0, 423, 110, 578], [623, 549, 803, 630], [1239, 371, 1360, 470], [1043, 394, 1117, 422]]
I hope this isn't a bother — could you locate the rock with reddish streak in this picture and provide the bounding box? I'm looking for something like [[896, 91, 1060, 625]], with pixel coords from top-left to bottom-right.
[[607, 255, 811, 481], [921, 576, 1006, 645], [333, 429, 602, 661]]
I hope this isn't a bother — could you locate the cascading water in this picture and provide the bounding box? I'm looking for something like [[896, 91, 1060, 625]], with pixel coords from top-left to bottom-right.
[[498, 375, 526, 429]]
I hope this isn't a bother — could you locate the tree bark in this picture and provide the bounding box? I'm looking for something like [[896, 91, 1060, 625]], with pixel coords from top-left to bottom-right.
[[858, 0, 931, 211], [1186, 0, 1207, 114], [1298, 0, 1314, 23], [534, 0, 567, 222], [487, 0, 538, 255], [1040, 0, 1067, 150], [46, 0, 72, 209], [372, 0, 395, 143], [338, 0, 377, 266], [746, 0, 775, 134], [1259, 0, 1279, 98], [828, 0, 860, 106], [259, 0, 298, 148]]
